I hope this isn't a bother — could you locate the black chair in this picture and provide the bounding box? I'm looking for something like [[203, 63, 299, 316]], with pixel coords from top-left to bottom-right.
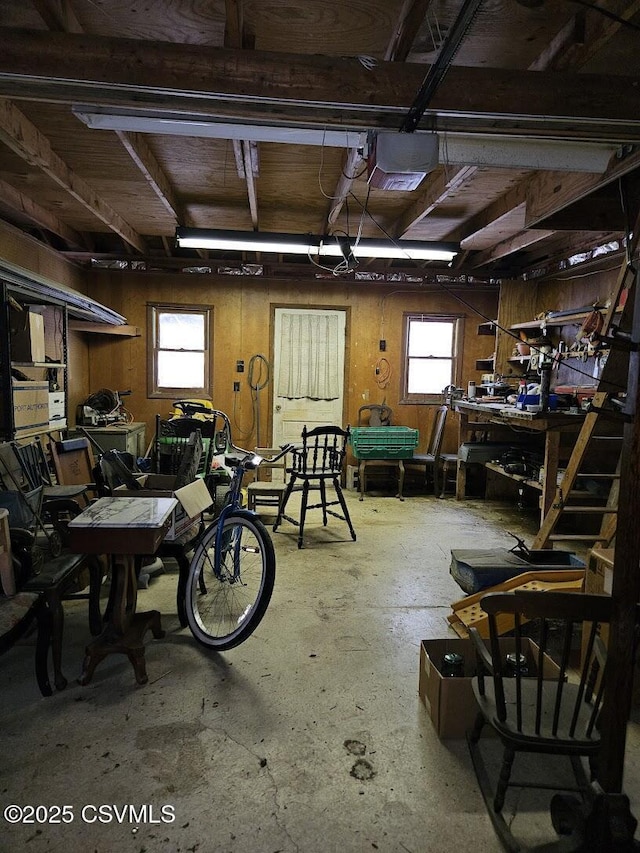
[[273, 425, 356, 549], [406, 405, 455, 496], [0, 588, 53, 696], [0, 441, 104, 691], [467, 589, 613, 852]]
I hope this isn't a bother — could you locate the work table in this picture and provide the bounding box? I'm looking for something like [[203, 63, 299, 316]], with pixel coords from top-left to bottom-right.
[[454, 400, 585, 522]]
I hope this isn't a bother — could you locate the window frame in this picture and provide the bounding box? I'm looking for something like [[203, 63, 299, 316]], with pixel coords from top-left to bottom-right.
[[147, 303, 212, 400], [400, 312, 463, 405]]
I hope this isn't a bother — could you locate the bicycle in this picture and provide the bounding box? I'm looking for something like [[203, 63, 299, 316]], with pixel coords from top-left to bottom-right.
[[184, 410, 292, 650]]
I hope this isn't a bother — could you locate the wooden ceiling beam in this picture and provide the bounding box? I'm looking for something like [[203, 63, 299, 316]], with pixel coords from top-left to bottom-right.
[[326, 147, 365, 230], [396, 166, 477, 236], [0, 175, 85, 248], [551, 0, 640, 71], [0, 29, 638, 139], [114, 130, 181, 223], [31, 0, 83, 33], [224, 1, 259, 230], [325, 0, 432, 234], [525, 146, 640, 227], [0, 98, 146, 252], [385, 0, 434, 62], [469, 228, 556, 268]]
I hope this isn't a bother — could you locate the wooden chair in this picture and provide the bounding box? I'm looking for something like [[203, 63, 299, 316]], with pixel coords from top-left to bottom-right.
[[406, 405, 455, 497], [246, 446, 290, 516], [467, 589, 613, 852], [357, 404, 392, 427], [50, 437, 97, 493], [273, 425, 356, 549]]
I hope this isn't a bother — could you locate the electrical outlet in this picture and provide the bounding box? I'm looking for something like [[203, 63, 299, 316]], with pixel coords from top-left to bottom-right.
[[233, 381, 240, 392], [236, 360, 245, 372], [379, 339, 386, 351]]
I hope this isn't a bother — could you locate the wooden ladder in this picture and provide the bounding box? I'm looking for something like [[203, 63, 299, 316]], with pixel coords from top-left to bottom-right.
[[533, 265, 633, 551]]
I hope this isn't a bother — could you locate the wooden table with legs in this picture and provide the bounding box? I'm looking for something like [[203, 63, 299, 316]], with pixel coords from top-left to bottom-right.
[[68, 496, 177, 686]]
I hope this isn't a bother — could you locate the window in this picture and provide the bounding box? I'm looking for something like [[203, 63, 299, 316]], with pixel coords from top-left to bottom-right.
[[148, 304, 212, 398], [401, 313, 462, 403]]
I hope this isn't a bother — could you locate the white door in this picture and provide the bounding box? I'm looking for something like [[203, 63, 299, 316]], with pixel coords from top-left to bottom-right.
[[272, 308, 346, 446]]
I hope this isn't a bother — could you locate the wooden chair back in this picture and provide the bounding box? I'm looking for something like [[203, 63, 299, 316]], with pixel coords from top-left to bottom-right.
[[471, 590, 612, 744], [50, 437, 95, 488]]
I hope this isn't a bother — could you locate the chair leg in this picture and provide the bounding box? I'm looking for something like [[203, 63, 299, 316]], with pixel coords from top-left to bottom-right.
[[43, 589, 67, 691], [334, 478, 357, 541], [432, 462, 440, 497], [273, 477, 297, 532], [34, 601, 53, 697], [319, 479, 328, 526], [298, 481, 309, 548], [358, 460, 366, 501], [495, 746, 515, 813]]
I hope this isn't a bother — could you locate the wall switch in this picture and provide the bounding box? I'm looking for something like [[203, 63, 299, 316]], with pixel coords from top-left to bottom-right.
[[379, 339, 386, 351], [236, 360, 245, 372], [233, 381, 241, 392]]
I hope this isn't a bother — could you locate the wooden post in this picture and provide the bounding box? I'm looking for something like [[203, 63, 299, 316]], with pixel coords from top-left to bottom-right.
[[598, 269, 640, 795]]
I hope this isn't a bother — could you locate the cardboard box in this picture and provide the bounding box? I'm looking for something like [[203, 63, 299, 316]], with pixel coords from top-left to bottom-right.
[[12, 379, 50, 435], [418, 637, 560, 739], [10, 308, 46, 363], [114, 473, 212, 541]]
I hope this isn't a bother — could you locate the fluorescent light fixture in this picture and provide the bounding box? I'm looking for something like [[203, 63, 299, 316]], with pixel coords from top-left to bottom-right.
[[73, 106, 365, 148], [73, 105, 617, 173], [175, 228, 458, 262]]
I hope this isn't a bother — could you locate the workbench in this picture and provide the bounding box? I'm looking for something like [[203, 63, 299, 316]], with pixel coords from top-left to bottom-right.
[[454, 401, 585, 523]]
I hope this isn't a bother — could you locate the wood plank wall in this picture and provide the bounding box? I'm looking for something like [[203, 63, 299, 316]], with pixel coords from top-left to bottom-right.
[[85, 270, 500, 456]]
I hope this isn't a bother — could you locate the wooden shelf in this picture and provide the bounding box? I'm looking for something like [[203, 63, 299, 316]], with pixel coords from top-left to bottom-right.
[[510, 306, 620, 333], [485, 461, 542, 490], [12, 361, 66, 368], [69, 321, 141, 337], [476, 357, 495, 369], [477, 321, 496, 335]]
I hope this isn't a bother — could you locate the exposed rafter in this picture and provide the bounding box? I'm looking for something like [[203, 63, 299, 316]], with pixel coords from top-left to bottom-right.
[[0, 176, 85, 248], [0, 99, 146, 252]]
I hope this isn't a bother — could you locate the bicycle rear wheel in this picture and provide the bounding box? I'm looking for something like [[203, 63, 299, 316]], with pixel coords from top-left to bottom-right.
[[185, 511, 276, 650]]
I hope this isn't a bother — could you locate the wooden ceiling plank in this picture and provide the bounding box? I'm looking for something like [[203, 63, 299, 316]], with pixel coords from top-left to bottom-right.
[[0, 99, 146, 252], [0, 30, 638, 137], [115, 130, 181, 223], [0, 175, 85, 247]]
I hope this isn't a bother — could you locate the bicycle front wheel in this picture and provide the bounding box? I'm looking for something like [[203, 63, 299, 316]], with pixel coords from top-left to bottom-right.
[[185, 512, 276, 650]]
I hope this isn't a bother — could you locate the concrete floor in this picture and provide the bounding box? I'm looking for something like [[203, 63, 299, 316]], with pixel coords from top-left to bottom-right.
[[1, 488, 640, 853]]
